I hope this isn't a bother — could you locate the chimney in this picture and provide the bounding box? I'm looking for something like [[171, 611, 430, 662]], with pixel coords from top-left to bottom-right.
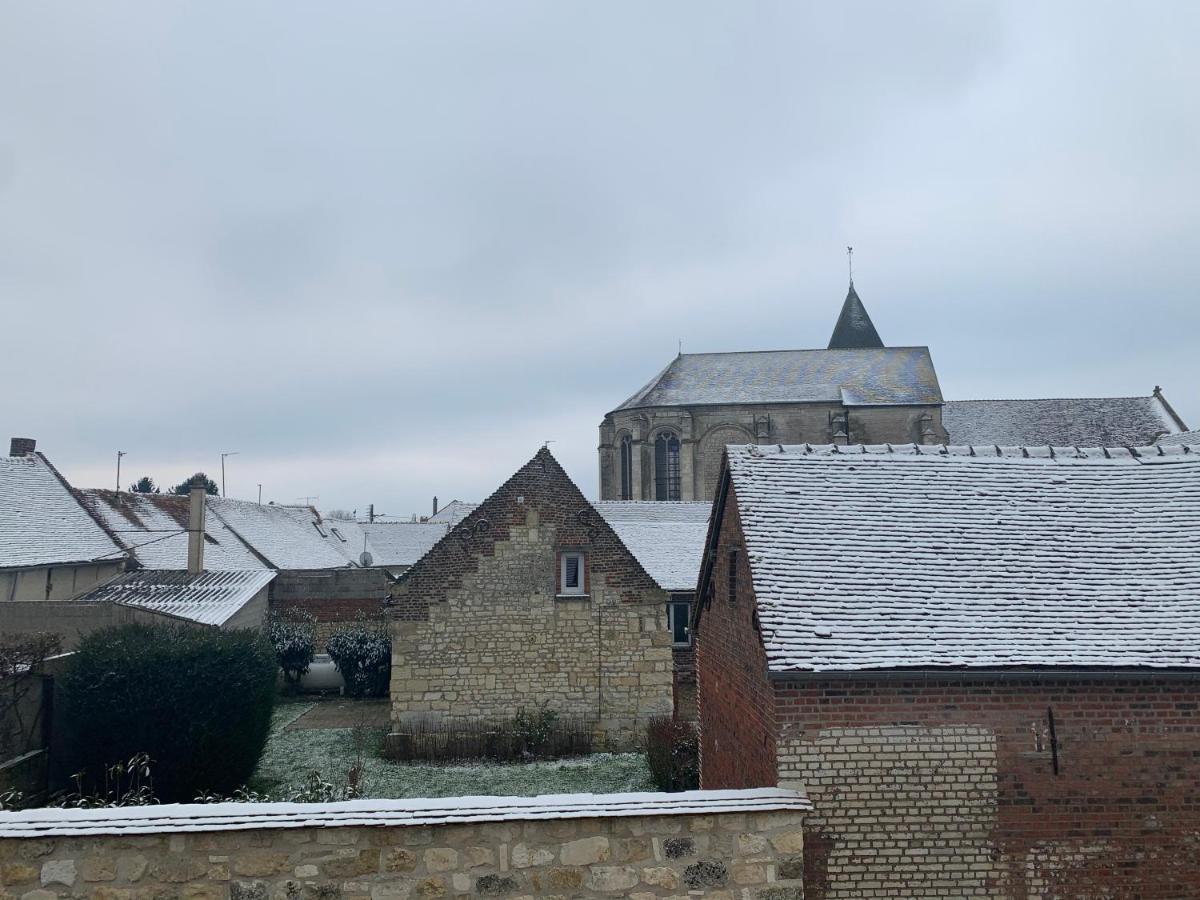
[[9, 437, 36, 457], [432, 496, 439, 516], [187, 487, 206, 575]]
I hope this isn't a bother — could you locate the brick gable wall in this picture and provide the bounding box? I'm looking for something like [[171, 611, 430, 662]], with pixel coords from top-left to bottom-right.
[[775, 675, 1200, 899], [388, 449, 673, 749], [695, 481, 777, 788]]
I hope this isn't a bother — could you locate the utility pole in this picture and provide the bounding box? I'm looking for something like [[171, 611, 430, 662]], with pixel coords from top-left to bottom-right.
[[220, 451, 239, 498], [116, 451, 126, 493], [368, 503, 375, 524]]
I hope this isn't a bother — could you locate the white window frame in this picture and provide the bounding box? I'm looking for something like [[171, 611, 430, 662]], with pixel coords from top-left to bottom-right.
[[559, 550, 587, 596], [668, 600, 692, 647]]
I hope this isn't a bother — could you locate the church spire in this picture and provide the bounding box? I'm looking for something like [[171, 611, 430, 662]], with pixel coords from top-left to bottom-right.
[[828, 247, 884, 349]]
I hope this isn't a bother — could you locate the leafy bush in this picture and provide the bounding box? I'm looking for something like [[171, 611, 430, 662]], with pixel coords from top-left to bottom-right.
[[513, 701, 559, 756], [646, 716, 699, 792], [267, 608, 317, 687], [61, 624, 276, 803], [325, 618, 391, 698]]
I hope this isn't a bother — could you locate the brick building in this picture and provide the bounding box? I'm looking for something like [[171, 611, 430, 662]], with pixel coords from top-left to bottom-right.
[[387, 448, 674, 749], [695, 442, 1200, 898]]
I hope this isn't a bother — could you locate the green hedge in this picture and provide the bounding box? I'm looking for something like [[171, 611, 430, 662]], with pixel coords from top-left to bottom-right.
[[61, 624, 277, 803]]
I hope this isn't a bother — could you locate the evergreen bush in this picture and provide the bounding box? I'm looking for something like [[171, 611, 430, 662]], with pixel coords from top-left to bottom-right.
[[645, 716, 699, 792], [267, 608, 317, 688], [61, 623, 276, 803], [325, 618, 391, 698]]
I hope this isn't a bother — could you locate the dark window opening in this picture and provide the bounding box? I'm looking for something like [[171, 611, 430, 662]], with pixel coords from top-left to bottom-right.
[[654, 433, 681, 501], [619, 435, 633, 500], [668, 600, 691, 646], [728, 548, 738, 603]]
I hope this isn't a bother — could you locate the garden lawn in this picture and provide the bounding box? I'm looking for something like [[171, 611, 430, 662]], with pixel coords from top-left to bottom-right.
[[250, 701, 655, 799]]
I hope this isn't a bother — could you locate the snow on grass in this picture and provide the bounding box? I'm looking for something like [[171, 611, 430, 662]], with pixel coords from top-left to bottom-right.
[[251, 701, 655, 799]]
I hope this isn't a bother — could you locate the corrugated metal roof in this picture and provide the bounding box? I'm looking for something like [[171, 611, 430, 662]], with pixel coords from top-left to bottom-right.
[[613, 346, 942, 412], [0, 788, 811, 838], [723, 442, 1200, 673], [0, 455, 123, 569], [79, 569, 275, 626]]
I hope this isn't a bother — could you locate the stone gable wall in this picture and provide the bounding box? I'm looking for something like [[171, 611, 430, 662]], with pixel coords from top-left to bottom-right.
[[0, 809, 808, 900], [773, 676, 1200, 899], [388, 450, 674, 750]]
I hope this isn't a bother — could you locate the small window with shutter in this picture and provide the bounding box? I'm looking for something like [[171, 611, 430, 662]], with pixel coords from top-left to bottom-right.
[[559, 551, 587, 596]]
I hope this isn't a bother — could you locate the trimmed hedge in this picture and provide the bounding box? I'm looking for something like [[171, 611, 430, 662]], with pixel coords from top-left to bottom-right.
[[61, 624, 276, 803], [325, 619, 391, 698]]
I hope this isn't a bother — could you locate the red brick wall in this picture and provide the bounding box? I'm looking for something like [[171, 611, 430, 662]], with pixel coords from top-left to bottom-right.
[[695, 481, 777, 789], [775, 675, 1200, 899], [272, 597, 384, 645]]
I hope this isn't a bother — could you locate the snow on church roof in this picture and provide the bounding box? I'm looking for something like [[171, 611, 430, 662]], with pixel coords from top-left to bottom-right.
[[723, 442, 1200, 673], [943, 395, 1182, 447], [0, 454, 123, 569], [612, 346, 942, 412]]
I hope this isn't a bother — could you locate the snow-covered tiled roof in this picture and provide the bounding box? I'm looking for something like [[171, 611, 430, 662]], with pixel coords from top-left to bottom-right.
[[427, 500, 478, 525], [943, 395, 1182, 447], [207, 499, 352, 570], [0, 455, 123, 569], [360, 522, 449, 567], [76, 490, 267, 570], [613, 346, 942, 411], [722, 442, 1200, 673], [0, 788, 810, 838], [1159, 429, 1200, 447], [593, 502, 710, 592], [77, 569, 274, 627]]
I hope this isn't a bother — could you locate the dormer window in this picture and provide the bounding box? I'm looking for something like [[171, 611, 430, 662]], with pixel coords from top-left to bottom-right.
[[559, 551, 587, 596]]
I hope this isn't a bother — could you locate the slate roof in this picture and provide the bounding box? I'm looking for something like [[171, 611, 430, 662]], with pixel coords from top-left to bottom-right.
[[360, 522, 449, 567], [427, 500, 478, 525], [592, 501, 710, 592], [827, 283, 884, 349], [77, 569, 275, 626], [943, 395, 1183, 447], [76, 490, 267, 570], [0, 455, 124, 570], [721, 442, 1200, 673], [1159, 429, 1200, 447], [613, 346, 942, 412], [0, 788, 811, 838], [206, 499, 352, 570]]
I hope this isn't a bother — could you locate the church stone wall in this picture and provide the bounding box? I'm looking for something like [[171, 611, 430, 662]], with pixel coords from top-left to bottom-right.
[[600, 403, 947, 501]]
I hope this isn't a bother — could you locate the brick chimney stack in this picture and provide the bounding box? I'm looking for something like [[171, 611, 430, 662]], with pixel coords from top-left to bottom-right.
[[187, 487, 206, 575], [9, 438, 36, 457]]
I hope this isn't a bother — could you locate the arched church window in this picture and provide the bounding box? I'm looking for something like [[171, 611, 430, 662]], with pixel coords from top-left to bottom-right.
[[619, 435, 633, 500], [654, 433, 681, 501]]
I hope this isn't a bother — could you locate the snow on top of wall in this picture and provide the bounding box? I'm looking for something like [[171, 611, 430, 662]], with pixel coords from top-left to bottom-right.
[[724, 443, 1200, 673], [0, 788, 810, 838], [0, 455, 123, 569]]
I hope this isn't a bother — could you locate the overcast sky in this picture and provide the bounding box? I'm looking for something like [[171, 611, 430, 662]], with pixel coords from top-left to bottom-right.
[[2, 1, 1197, 517]]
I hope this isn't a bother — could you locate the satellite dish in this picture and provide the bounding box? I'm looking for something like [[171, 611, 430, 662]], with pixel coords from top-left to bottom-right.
[[359, 551, 374, 567]]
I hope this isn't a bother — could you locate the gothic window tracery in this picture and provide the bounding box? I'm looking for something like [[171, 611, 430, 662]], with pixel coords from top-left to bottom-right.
[[654, 432, 681, 501]]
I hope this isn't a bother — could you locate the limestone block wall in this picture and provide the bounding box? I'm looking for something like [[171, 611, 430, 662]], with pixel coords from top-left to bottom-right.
[[389, 518, 672, 749], [0, 791, 810, 899]]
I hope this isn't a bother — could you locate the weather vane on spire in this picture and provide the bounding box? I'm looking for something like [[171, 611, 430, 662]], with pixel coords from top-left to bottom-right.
[[847, 246, 854, 285]]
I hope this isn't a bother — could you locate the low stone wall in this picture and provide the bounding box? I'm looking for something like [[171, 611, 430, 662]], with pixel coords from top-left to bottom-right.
[[0, 790, 809, 899]]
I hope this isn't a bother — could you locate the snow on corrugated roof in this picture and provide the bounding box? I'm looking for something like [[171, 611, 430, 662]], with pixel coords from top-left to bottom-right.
[[613, 346, 942, 411], [592, 502, 710, 592], [77, 569, 274, 626], [1159, 429, 1200, 447], [207, 499, 351, 570], [943, 396, 1180, 447], [724, 442, 1200, 673], [76, 490, 267, 570], [427, 500, 478, 524], [0, 788, 810, 838], [360, 522, 448, 567], [0, 455, 123, 569]]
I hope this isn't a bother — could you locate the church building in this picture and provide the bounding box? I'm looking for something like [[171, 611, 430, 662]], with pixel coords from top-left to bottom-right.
[[598, 283, 947, 502]]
